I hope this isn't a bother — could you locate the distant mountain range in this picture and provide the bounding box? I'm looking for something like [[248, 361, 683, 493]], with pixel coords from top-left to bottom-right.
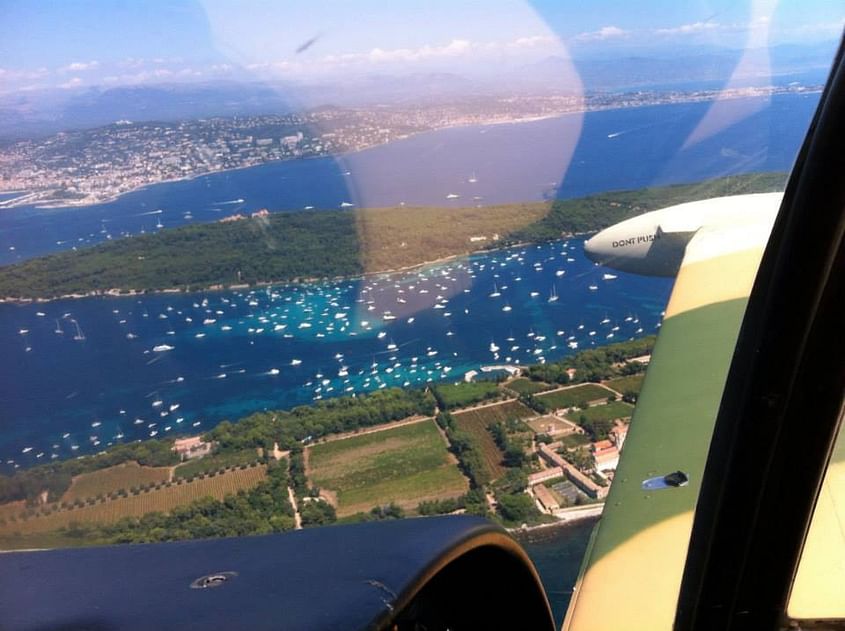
[[0, 40, 836, 142]]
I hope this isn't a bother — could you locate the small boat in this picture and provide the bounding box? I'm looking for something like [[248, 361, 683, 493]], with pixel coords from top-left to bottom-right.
[[603, 273, 618, 280], [153, 344, 174, 352], [290, 359, 302, 366]]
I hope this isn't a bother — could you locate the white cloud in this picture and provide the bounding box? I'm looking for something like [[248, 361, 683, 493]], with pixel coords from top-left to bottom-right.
[[506, 35, 556, 49], [312, 34, 559, 70], [101, 67, 204, 85], [322, 38, 474, 66], [574, 26, 627, 42], [655, 21, 721, 35], [59, 77, 83, 89], [60, 61, 99, 73]]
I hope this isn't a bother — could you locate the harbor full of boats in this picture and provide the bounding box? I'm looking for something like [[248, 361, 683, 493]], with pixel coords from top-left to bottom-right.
[[1, 238, 672, 469]]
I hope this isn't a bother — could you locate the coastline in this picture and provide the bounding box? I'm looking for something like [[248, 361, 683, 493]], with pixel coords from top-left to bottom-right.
[[1, 88, 813, 212], [0, 236, 556, 305], [510, 503, 604, 536]]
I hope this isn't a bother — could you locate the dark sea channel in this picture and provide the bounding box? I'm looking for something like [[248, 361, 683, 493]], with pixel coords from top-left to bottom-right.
[[0, 91, 821, 604]]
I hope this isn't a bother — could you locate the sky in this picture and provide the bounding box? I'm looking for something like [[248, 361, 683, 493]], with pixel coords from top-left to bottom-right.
[[0, 0, 842, 94]]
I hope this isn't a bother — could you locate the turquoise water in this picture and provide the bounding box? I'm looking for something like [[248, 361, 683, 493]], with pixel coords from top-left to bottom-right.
[[0, 92, 820, 467], [0, 238, 672, 468]]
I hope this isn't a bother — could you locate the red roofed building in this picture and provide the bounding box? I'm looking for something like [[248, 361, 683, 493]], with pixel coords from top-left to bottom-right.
[[173, 436, 210, 460], [592, 439, 620, 472]]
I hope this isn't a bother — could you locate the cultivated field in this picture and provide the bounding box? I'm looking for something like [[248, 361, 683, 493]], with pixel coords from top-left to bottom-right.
[[536, 384, 614, 409], [0, 465, 267, 535], [307, 420, 467, 517], [452, 400, 536, 480], [506, 378, 552, 395], [61, 462, 172, 503], [565, 401, 635, 424], [605, 374, 646, 395], [174, 448, 262, 479]]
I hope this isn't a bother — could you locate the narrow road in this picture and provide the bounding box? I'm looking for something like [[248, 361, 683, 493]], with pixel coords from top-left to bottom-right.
[[288, 486, 302, 530]]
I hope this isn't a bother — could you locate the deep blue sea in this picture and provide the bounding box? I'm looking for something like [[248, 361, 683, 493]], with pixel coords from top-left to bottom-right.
[[0, 92, 819, 468], [0, 92, 821, 609], [0, 238, 672, 466], [518, 519, 597, 626]]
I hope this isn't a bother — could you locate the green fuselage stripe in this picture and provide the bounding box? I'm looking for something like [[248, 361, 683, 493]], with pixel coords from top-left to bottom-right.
[[583, 296, 748, 565]]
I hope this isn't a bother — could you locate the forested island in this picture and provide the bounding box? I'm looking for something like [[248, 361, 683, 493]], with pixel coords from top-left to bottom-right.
[[0, 172, 786, 300]]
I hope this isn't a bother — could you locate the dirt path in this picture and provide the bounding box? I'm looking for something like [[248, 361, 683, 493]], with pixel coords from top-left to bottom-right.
[[287, 486, 302, 530]]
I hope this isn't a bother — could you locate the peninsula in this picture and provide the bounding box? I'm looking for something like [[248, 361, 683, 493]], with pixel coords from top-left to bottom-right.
[[0, 172, 786, 301]]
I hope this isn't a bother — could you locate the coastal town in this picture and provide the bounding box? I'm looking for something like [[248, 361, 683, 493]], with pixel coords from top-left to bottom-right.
[[0, 84, 815, 209]]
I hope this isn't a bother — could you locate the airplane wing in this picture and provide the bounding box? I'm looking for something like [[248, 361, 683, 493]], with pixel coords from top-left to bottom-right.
[[563, 218, 778, 631]]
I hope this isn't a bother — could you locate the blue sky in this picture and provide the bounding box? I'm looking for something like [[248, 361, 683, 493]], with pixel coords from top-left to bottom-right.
[[0, 0, 842, 93]]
